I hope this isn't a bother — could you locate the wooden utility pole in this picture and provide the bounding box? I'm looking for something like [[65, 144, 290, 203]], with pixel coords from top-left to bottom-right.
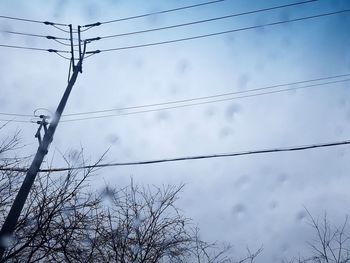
[[0, 25, 85, 260]]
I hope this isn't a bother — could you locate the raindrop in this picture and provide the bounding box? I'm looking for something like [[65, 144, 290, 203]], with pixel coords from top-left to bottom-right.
[[232, 204, 246, 219], [82, 237, 91, 246], [337, 148, 346, 158], [62, 206, 74, 218], [204, 106, 216, 118], [219, 127, 233, 138], [279, 10, 291, 22], [24, 217, 36, 228], [276, 173, 288, 185], [224, 34, 235, 45], [234, 174, 250, 190], [106, 134, 120, 145], [155, 111, 170, 122], [85, 2, 100, 19], [237, 74, 250, 90], [0, 24, 13, 39], [335, 126, 344, 136], [281, 243, 289, 253], [131, 244, 142, 254], [296, 210, 307, 222], [68, 149, 80, 162], [147, 10, 162, 25], [269, 201, 278, 210], [133, 215, 143, 228], [133, 58, 144, 69], [0, 234, 16, 248], [225, 103, 241, 120], [176, 59, 190, 75], [101, 186, 115, 207]]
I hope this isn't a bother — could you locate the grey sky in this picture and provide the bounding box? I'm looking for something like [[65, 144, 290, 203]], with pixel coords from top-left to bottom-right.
[[1, 0, 350, 261]]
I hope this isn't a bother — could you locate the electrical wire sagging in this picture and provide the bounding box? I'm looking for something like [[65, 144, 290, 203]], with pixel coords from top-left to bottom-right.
[[2, 139, 350, 172]]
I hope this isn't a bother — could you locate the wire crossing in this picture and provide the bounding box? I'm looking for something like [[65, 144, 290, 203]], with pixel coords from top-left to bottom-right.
[[1, 139, 349, 173]]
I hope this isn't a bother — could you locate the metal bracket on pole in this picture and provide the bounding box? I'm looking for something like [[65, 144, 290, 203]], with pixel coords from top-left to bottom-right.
[[34, 115, 49, 146], [69, 24, 75, 69], [78, 26, 83, 73]]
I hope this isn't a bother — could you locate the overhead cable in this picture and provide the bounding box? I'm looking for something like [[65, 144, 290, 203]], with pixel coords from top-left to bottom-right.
[[98, 0, 317, 40], [2, 30, 71, 41], [0, 43, 71, 53], [2, 139, 349, 173], [1, 75, 349, 124], [60, 78, 350, 122], [0, 119, 31, 123], [0, 112, 32, 117], [87, 9, 350, 54], [83, 0, 226, 27], [62, 73, 350, 117], [0, 14, 68, 26]]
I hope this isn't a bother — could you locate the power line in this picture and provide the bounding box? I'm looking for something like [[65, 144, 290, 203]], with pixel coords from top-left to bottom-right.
[[83, 0, 226, 27], [2, 30, 71, 41], [0, 119, 31, 123], [2, 139, 349, 173], [62, 73, 350, 117], [1, 74, 349, 124], [87, 9, 350, 54], [0, 112, 32, 117], [98, 0, 317, 40], [52, 39, 81, 47], [60, 78, 350, 122], [53, 52, 72, 60], [0, 43, 71, 53], [0, 14, 68, 26]]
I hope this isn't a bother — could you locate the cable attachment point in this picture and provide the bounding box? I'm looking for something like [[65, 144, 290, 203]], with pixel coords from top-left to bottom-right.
[[44, 21, 55, 25], [34, 115, 49, 146], [86, 50, 101, 54], [85, 37, 101, 43], [83, 22, 101, 28]]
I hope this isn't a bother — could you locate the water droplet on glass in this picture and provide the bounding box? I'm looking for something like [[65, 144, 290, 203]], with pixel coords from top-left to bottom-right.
[[0, 234, 16, 248], [177, 59, 190, 75], [235, 175, 250, 190], [296, 211, 307, 222], [232, 204, 246, 219], [219, 127, 233, 138], [101, 186, 115, 207], [225, 103, 241, 120], [269, 201, 278, 210], [277, 173, 288, 185], [106, 134, 120, 145]]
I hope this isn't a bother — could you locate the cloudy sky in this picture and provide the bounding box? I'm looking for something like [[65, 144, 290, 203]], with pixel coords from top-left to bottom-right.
[[1, 0, 350, 261]]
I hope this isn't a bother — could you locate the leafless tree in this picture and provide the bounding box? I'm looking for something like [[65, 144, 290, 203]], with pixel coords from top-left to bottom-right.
[[285, 210, 350, 263], [0, 129, 260, 262]]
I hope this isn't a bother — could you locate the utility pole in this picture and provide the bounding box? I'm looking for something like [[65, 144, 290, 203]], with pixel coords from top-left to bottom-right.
[[0, 25, 86, 260]]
